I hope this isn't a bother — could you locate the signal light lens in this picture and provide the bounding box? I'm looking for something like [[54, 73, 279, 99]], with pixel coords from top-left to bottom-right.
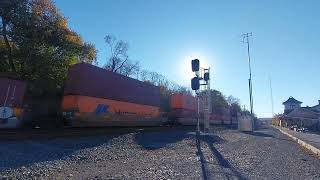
[[191, 77, 200, 90], [204, 72, 209, 81], [191, 59, 200, 72]]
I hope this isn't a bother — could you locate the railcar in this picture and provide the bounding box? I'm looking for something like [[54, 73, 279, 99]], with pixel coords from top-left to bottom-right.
[[62, 63, 167, 127], [0, 77, 26, 128], [1, 63, 236, 129], [168, 93, 198, 125], [168, 93, 235, 126]]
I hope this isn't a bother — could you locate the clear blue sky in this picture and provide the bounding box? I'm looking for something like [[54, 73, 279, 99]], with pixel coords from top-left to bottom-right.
[[55, 0, 320, 118]]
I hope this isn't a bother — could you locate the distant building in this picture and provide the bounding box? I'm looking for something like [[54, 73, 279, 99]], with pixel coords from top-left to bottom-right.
[[282, 97, 302, 114], [310, 100, 320, 112], [281, 97, 320, 131]]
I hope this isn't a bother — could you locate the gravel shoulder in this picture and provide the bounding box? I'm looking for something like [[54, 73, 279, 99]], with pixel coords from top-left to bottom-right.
[[215, 128, 320, 180], [0, 126, 319, 180]]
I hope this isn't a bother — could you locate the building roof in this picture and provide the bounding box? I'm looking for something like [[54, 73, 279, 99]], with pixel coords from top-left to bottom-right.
[[310, 101, 320, 109], [286, 107, 320, 119], [283, 97, 302, 105], [304, 105, 320, 113]]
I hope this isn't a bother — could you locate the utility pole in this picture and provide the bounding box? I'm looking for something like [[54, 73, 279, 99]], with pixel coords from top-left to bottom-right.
[[242, 32, 254, 130]]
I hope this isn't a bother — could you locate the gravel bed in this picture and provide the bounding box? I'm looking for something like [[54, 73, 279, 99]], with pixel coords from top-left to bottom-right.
[[0, 127, 319, 179], [215, 128, 320, 180]]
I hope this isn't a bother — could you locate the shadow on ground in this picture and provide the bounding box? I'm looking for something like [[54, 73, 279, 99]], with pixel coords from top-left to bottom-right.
[[242, 131, 274, 138], [197, 134, 247, 180], [196, 138, 209, 180], [134, 128, 192, 150], [0, 130, 129, 171]]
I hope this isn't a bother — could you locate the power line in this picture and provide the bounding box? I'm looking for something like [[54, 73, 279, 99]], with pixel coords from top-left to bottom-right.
[[269, 75, 274, 117]]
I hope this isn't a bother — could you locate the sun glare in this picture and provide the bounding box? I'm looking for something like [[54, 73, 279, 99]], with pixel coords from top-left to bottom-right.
[[180, 54, 210, 80]]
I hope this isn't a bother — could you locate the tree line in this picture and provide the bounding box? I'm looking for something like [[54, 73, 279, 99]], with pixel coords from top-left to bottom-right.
[[0, 0, 250, 118], [0, 0, 96, 96]]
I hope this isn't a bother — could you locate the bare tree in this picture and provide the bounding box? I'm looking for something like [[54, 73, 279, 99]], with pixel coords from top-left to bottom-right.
[[226, 95, 240, 106], [158, 75, 169, 87], [139, 70, 149, 81], [119, 60, 140, 77], [138, 68, 192, 95], [148, 71, 159, 84], [104, 35, 139, 77]]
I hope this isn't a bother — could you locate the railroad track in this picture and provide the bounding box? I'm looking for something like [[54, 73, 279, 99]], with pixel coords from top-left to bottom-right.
[[0, 127, 145, 141], [0, 126, 193, 141]]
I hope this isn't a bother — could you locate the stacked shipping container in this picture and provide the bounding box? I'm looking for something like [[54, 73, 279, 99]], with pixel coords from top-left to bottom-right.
[[169, 93, 234, 126], [169, 93, 198, 125], [62, 63, 165, 127]]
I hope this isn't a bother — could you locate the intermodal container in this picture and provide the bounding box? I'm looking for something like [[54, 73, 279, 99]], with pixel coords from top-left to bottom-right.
[[170, 93, 197, 111], [64, 63, 160, 107], [62, 95, 160, 117], [0, 78, 26, 107], [0, 78, 26, 128], [169, 109, 197, 119]]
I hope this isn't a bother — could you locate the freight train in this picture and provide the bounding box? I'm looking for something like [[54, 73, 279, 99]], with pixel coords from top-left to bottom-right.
[[168, 93, 198, 125], [168, 93, 234, 126], [0, 78, 26, 128], [0, 63, 234, 128], [61, 63, 166, 127]]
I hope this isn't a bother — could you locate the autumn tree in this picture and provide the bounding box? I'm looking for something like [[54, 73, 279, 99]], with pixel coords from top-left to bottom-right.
[[208, 90, 229, 115], [0, 0, 97, 94], [104, 35, 139, 77]]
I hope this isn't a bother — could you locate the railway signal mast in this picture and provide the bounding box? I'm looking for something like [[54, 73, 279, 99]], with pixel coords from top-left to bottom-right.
[[191, 59, 211, 135]]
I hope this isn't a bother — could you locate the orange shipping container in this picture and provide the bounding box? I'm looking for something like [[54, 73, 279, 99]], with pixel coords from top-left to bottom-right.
[[170, 94, 197, 111], [62, 95, 160, 117]]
